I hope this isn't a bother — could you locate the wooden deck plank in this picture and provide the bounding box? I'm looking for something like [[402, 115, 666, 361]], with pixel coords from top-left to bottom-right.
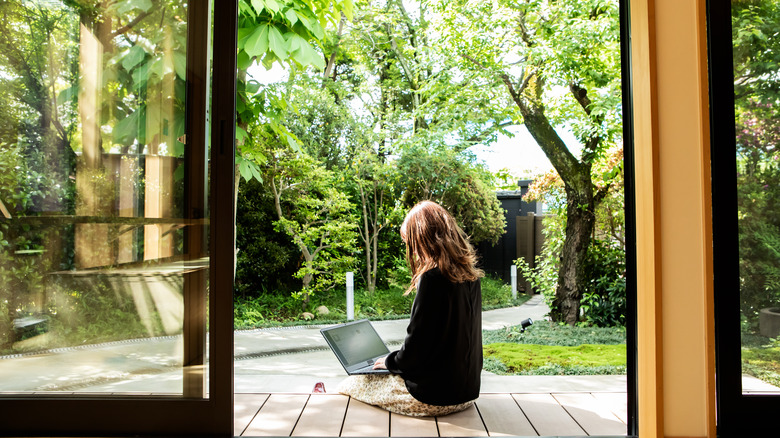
[[341, 398, 390, 437], [292, 394, 349, 436], [435, 404, 488, 437], [475, 394, 536, 437], [390, 413, 438, 437], [553, 393, 626, 436], [244, 394, 310, 437], [234, 393, 270, 436], [513, 393, 585, 436], [591, 392, 629, 424]]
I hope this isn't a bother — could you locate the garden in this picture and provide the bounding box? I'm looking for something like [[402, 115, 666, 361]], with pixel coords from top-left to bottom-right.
[[7, 0, 779, 384], [0, 0, 633, 378]]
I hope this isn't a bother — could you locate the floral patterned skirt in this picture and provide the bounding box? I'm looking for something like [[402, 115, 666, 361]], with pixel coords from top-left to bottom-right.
[[337, 374, 474, 417]]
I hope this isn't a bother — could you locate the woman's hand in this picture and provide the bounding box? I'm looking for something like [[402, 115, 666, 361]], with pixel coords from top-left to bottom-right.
[[373, 355, 388, 370]]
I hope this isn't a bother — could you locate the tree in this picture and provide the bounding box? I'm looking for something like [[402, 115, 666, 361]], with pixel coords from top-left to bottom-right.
[[350, 150, 401, 293], [731, 0, 780, 329], [396, 146, 506, 245], [436, 0, 623, 324], [521, 147, 625, 326], [256, 125, 359, 307]]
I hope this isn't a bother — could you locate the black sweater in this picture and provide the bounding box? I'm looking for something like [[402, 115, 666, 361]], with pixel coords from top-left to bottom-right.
[[385, 267, 482, 406]]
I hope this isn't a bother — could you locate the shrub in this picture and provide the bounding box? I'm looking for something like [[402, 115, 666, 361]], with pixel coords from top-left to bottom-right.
[[580, 239, 627, 327]]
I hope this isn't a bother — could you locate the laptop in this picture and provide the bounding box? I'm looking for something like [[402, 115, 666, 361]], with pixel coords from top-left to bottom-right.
[[321, 319, 391, 375]]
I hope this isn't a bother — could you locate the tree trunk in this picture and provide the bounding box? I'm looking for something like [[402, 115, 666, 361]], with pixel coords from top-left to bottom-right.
[[500, 71, 599, 325], [551, 184, 596, 324]]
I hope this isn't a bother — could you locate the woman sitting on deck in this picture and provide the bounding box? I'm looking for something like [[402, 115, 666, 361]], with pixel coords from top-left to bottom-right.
[[338, 200, 483, 417]]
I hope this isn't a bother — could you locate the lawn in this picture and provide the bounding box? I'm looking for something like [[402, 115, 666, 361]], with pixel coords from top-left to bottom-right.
[[741, 333, 780, 388], [482, 321, 627, 376]]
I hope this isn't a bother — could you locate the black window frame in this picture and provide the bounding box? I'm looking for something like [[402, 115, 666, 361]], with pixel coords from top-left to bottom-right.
[[709, 0, 780, 435]]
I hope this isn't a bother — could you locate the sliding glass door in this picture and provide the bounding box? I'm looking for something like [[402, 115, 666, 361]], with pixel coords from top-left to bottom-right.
[[710, 0, 780, 435], [0, 0, 236, 435]]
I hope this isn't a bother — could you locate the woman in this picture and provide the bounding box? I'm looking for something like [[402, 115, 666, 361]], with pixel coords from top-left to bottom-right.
[[338, 200, 483, 416]]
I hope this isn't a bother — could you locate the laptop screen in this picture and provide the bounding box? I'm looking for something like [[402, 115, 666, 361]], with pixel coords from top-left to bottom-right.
[[321, 320, 390, 367]]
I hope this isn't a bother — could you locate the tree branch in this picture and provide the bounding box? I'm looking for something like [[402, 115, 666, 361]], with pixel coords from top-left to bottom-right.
[[569, 83, 594, 116], [111, 3, 159, 39]]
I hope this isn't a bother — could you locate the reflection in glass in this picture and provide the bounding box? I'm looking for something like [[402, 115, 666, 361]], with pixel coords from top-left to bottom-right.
[[0, 0, 208, 397], [733, 0, 780, 394]]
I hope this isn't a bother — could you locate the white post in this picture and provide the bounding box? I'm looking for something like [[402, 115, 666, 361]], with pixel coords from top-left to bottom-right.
[[346, 271, 354, 320], [510, 265, 517, 299]]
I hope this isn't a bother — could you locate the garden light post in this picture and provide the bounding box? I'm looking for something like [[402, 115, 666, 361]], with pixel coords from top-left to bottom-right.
[[346, 272, 354, 320], [511, 265, 517, 299]]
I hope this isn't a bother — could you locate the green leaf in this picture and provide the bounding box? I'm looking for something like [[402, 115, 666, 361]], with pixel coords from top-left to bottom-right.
[[239, 1, 256, 19], [236, 125, 249, 142], [239, 159, 252, 180], [268, 26, 289, 60], [118, 0, 153, 14], [285, 133, 301, 152], [288, 34, 323, 69], [238, 26, 254, 48], [174, 52, 187, 80], [114, 107, 145, 145], [340, 0, 354, 21], [57, 83, 78, 106], [264, 0, 281, 14], [122, 45, 146, 71], [296, 11, 325, 40], [285, 8, 298, 25], [237, 50, 253, 70], [250, 0, 265, 14], [246, 80, 261, 94], [244, 24, 269, 58]]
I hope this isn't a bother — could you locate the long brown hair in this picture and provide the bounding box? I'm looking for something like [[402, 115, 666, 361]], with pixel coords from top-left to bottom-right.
[[401, 201, 484, 295]]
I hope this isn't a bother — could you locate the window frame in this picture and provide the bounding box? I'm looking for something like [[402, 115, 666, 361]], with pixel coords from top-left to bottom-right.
[[0, 1, 237, 435]]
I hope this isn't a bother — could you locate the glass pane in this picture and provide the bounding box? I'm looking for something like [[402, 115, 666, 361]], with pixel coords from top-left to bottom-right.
[[733, 0, 780, 395], [0, 0, 209, 397]]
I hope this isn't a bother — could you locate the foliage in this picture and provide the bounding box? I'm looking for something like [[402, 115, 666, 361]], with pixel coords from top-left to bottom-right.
[[483, 343, 626, 375], [734, 98, 780, 330], [396, 146, 506, 245], [2, 279, 156, 355], [482, 320, 627, 346], [741, 334, 780, 389], [481, 275, 531, 309], [235, 0, 354, 186], [732, 0, 780, 104], [518, 146, 625, 326], [580, 240, 627, 327], [516, 212, 565, 307], [256, 124, 359, 306], [233, 274, 527, 328], [235, 177, 301, 299], [732, 0, 780, 331], [432, 0, 623, 324]]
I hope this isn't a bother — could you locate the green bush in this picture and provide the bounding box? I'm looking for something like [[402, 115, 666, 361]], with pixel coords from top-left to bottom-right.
[[235, 178, 301, 300], [233, 274, 529, 329], [481, 275, 531, 309], [580, 239, 627, 327]]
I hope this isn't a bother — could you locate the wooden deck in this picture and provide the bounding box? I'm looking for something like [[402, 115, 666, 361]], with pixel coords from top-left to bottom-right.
[[235, 392, 627, 437]]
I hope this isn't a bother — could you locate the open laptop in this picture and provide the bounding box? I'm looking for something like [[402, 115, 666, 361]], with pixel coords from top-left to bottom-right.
[[321, 319, 391, 375]]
